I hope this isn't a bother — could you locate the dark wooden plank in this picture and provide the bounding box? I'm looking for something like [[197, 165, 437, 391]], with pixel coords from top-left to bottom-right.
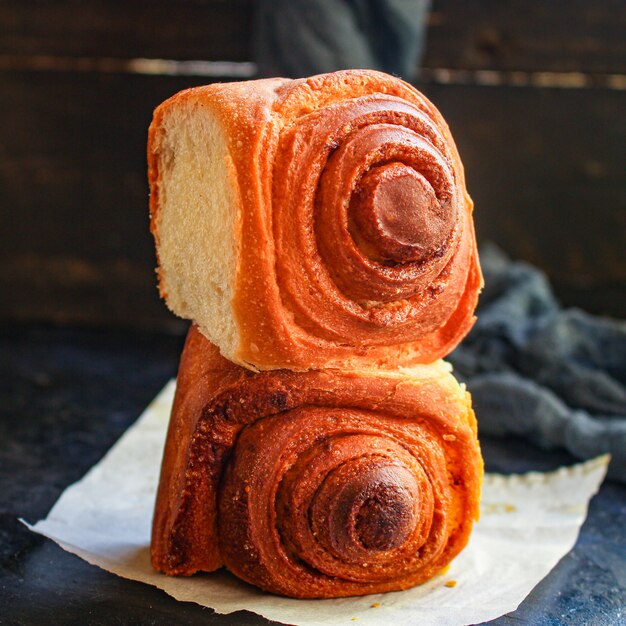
[[1, 0, 625, 75], [424, 0, 626, 74], [1, 71, 624, 330], [0, 0, 254, 62], [0, 70, 226, 331]]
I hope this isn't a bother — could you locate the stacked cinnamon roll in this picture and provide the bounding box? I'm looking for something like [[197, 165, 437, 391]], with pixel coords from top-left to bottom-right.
[[148, 70, 483, 598]]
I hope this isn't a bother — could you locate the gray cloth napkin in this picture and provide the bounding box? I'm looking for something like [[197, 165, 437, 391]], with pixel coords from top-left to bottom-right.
[[450, 245, 626, 482], [254, 0, 431, 79]]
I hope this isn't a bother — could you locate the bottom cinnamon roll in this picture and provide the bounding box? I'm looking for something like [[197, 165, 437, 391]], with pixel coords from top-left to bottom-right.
[[151, 326, 483, 598]]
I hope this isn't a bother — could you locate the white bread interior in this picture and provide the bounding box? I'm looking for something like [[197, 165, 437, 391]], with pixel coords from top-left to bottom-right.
[[151, 100, 240, 358]]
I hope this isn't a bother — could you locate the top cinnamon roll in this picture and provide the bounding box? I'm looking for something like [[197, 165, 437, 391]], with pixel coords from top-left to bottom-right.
[[149, 70, 482, 370]]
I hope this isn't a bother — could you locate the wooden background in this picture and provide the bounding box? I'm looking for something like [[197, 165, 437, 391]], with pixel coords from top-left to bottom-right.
[[1, 0, 625, 332]]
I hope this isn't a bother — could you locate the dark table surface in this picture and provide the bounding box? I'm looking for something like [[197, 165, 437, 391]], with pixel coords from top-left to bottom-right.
[[1, 326, 625, 626]]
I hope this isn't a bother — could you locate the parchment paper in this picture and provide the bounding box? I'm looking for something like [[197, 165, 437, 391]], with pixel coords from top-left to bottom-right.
[[26, 380, 609, 626]]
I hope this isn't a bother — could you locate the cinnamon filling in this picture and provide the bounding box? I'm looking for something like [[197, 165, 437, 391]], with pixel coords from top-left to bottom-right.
[[354, 478, 418, 551], [311, 460, 421, 561], [351, 162, 452, 264]]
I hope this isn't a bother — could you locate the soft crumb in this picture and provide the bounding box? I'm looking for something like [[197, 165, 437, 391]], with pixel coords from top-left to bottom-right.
[[371, 602, 380, 608], [351, 618, 358, 621], [445, 580, 457, 588]]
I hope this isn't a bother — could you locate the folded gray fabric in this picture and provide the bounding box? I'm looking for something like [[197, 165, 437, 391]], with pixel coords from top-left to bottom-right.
[[450, 244, 626, 482], [254, 0, 431, 79]]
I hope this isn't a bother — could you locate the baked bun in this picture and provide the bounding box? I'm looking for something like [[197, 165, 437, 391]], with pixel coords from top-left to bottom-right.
[[151, 325, 483, 598], [148, 70, 482, 371]]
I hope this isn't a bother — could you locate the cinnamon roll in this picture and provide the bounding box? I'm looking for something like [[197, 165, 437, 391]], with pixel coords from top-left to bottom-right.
[[148, 70, 482, 371], [151, 326, 483, 598]]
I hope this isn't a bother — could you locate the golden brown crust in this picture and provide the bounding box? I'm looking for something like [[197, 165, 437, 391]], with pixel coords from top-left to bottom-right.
[[148, 70, 482, 371], [151, 326, 483, 598], [151, 326, 248, 573]]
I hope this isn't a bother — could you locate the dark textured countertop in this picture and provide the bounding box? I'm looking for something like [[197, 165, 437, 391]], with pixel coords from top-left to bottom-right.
[[1, 326, 624, 625]]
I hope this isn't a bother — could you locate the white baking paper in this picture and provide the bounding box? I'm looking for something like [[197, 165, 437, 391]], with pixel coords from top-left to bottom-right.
[[26, 380, 609, 626]]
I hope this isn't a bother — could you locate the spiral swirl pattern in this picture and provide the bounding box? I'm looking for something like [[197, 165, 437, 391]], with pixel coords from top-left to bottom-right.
[[151, 328, 482, 598], [253, 71, 481, 363], [220, 408, 465, 596]]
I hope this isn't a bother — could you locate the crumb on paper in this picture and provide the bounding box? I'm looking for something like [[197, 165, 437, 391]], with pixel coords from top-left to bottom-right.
[[371, 602, 380, 608], [445, 580, 457, 588]]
